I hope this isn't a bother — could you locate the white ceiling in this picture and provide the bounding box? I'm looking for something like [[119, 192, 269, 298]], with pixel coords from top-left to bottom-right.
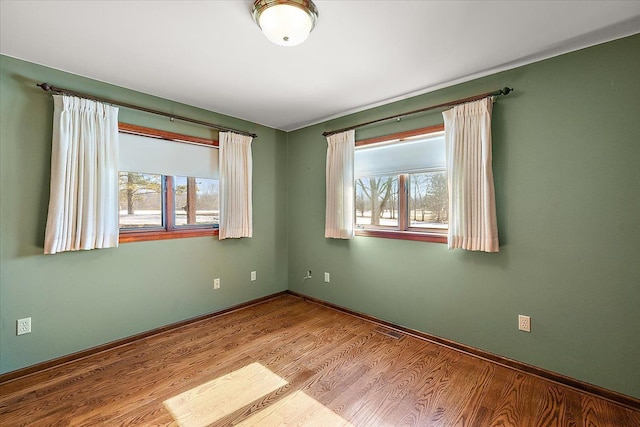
[[1, 1, 639, 131]]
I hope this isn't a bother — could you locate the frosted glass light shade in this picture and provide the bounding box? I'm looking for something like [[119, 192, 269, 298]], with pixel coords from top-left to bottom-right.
[[253, 0, 318, 47]]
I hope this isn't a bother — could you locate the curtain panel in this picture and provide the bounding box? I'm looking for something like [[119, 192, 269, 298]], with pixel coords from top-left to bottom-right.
[[325, 130, 355, 239], [443, 97, 499, 252], [44, 95, 119, 254], [219, 132, 253, 239]]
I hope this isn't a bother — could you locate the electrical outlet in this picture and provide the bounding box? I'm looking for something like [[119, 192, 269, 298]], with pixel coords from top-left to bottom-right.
[[214, 278, 220, 289], [518, 315, 531, 332], [302, 270, 312, 282], [251, 271, 257, 281], [17, 318, 31, 335], [324, 272, 330, 283]]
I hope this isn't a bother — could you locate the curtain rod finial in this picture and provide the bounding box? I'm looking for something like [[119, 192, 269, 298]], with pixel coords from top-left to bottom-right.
[[37, 82, 52, 91], [501, 87, 513, 95]]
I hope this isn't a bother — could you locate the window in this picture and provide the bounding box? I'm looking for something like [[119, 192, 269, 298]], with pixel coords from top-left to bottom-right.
[[354, 125, 447, 243], [172, 176, 219, 227], [118, 172, 163, 229], [118, 124, 219, 242]]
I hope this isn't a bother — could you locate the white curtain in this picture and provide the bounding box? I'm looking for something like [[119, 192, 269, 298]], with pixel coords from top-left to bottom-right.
[[443, 97, 499, 252], [325, 130, 355, 239], [44, 95, 119, 254], [219, 132, 253, 239]]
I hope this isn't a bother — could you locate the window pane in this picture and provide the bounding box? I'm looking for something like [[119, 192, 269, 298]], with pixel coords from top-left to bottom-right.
[[408, 171, 448, 229], [355, 175, 399, 228], [173, 176, 219, 227], [118, 172, 163, 228]]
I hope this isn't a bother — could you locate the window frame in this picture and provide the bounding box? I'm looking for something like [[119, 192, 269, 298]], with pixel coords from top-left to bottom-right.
[[118, 123, 219, 243], [355, 124, 447, 244]]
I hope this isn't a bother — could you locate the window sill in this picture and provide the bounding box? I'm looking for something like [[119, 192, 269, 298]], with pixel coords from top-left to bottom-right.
[[119, 228, 218, 243], [355, 229, 447, 243]]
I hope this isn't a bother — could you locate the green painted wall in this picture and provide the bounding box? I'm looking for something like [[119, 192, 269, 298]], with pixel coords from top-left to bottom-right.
[[287, 34, 640, 399], [0, 55, 288, 373]]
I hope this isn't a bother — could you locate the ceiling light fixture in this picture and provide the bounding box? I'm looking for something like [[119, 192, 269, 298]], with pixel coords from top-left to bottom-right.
[[252, 0, 319, 47]]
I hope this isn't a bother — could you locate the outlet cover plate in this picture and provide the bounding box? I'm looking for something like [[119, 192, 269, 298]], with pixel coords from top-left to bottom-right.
[[518, 315, 531, 332], [324, 272, 330, 283], [214, 278, 220, 289], [17, 317, 31, 335], [251, 271, 257, 281]]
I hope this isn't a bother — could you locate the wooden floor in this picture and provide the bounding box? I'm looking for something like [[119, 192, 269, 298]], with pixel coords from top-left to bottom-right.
[[1, 294, 638, 426]]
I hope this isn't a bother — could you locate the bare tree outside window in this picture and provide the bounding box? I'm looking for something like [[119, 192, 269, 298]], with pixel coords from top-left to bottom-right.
[[355, 176, 398, 227], [408, 171, 448, 229]]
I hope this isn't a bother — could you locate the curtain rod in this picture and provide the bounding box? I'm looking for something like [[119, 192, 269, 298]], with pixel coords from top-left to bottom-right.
[[36, 83, 258, 139], [322, 87, 513, 137]]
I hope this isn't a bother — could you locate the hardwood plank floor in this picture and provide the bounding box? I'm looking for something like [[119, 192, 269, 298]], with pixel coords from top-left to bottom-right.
[[0, 294, 638, 426]]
